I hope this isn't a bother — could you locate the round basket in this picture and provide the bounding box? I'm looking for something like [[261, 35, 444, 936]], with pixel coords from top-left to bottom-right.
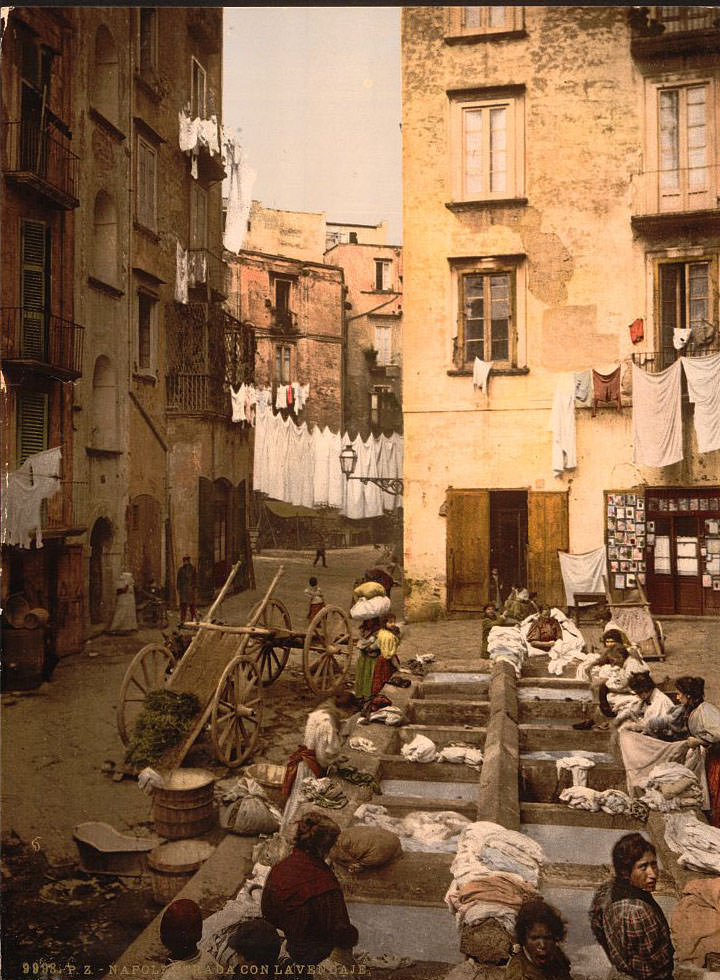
[[147, 839, 214, 905], [246, 762, 286, 788], [5, 594, 30, 629]]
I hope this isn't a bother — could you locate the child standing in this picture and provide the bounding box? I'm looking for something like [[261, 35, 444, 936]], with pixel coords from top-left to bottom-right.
[[304, 577, 325, 622]]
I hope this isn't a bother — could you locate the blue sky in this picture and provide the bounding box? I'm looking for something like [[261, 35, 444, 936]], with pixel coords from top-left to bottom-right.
[[223, 6, 403, 243]]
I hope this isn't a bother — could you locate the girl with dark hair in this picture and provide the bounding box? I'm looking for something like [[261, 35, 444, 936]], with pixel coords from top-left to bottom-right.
[[675, 675, 720, 827], [590, 834, 674, 980], [261, 813, 358, 967], [506, 899, 572, 979], [159, 899, 221, 979], [613, 672, 674, 732]]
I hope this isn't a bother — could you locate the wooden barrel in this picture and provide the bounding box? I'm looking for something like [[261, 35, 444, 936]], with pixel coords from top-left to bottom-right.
[[24, 607, 50, 630], [147, 839, 214, 905], [5, 594, 30, 629], [152, 769, 216, 840]]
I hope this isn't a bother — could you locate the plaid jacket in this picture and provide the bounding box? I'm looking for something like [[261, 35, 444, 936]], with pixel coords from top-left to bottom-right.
[[590, 880, 674, 979]]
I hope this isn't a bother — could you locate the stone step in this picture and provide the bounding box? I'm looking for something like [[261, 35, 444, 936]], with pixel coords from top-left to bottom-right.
[[337, 850, 453, 906], [369, 793, 477, 818], [409, 698, 490, 726], [520, 801, 639, 830], [518, 700, 589, 722], [379, 754, 482, 783], [403, 723, 487, 748], [519, 724, 609, 753], [519, 759, 626, 803]]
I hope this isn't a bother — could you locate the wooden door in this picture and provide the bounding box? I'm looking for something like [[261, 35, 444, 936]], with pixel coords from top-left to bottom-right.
[[127, 494, 162, 589], [527, 491, 569, 608], [446, 489, 489, 612], [55, 545, 84, 657]]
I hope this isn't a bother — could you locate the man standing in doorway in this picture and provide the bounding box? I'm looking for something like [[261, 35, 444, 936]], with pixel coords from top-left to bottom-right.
[[177, 555, 197, 624]]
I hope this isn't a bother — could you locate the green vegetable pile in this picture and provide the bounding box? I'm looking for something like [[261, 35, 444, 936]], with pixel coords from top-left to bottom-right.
[[125, 690, 201, 768]]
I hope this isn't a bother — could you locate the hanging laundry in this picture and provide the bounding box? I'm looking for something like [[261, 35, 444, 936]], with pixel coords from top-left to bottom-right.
[[2, 447, 62, 549], [681, 353, 720, 454], [629, 318, 644, 345], [174, 241, 188, 304], [632, 360, 683, 468], [591, 365, 621, 415], [573, 369, 593, 408], [673, 327, 692, 351], [549, 375, 576, 477], [274, 385, 287, 410], [557, 546, 607, 607], [472, 357, 493, 394], [223, 135, 257, 254], [230, 384, 245, 424]]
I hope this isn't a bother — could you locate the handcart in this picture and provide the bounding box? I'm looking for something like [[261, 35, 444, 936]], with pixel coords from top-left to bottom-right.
[[116, 564, 355, 768], [603, 576, 665, 661]]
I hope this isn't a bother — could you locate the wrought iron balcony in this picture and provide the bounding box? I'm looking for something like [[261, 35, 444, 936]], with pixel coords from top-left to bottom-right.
[[188, 249, 229, 299], [1, 307, 84, 380], [631, 165, 720, 230], [42, 480, 89, 535], [632, 338, 720, 373], [2, 120, 80, 209], [166, 372, 227, 416], [630, 6, 720, 56], [270, 308, 298, 334]]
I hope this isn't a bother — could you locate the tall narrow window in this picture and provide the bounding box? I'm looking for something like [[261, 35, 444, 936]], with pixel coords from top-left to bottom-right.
[[374, 259, 391, 291], [136, 137, 157, 230], [137, 293, 155, 371], [274, 278, 291, 312], [139, 8, 157, 74], [95, 25, 119, 124], [451, 91, 523, 202], [375, 324, 392, 366], [658, 260, 711, 360], [17, 391, 49, 465], [190, 183, 208, 249], [21, 220, 48, 360], [658, 83, 711, 211], [461, 271, 513, 365], [92, 191, 118, 285], [191, 58, 206, 119], [274, 345, 292, 384]]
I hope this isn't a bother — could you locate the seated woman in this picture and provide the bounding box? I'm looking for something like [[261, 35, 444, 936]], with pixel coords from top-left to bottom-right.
[[613, 672, 674, 732], [591, 639, 647, 728], [590, 833, 673, 980], [506, 898, 573, 979], [502, 587, 538, 625], [261, 813, 359, 968], [674, 675, 720, 827], [526, 605, 563, 651], [159, 900, 221, 979]]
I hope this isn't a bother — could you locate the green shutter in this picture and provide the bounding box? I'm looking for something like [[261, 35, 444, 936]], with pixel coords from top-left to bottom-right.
[[21, 220, 47, 360], [17, 391, 49, 465]]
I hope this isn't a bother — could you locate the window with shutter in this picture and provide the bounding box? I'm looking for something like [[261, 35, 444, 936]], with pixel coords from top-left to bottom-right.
[[17, 391, 49, 465], [190, 183, 208, 248], [21, 219, 48, 360], [136, 137, 157, 231], [191, 58, 206, 119]]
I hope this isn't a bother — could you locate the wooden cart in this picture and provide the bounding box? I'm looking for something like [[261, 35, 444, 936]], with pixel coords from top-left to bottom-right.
[[116, 564, 355, 768]]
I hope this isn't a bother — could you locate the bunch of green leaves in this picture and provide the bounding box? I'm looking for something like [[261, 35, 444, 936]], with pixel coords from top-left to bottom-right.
[[124, 690, 201, 768]]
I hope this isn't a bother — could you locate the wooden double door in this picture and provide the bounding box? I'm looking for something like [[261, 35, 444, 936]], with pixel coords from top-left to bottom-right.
[[446, 489, 569, 612]]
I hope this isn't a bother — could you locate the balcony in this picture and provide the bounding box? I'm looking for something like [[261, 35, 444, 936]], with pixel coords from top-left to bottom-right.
[[42, 480, 89, 537], [166, 372, 227, 416], [632, 339, 720, 374], [1, 307, 84, 380], [630, 6, 720, 57], [270, 308, 298, 334], [188, 249, 229, 299], [2, 120, 80, 209], [631, 165, 720, 233]]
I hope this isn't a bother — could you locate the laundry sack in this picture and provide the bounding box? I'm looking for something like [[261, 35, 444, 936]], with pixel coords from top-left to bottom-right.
[[330, 826, 402, 870], [350, 595, 392, 621]]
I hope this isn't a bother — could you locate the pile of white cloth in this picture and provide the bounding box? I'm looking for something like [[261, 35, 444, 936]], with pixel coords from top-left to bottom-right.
[[487, 625, 526, 676], [356, 706, 406, 727], [665, 812, 720, 874], [198, 862, 269, 965], [354, 803, 472, 853], [559, 786, 649, 820], [401, 734, 438, 763], [556, 756, 595, 787], [437, 745, 484, 770], [640, 762, 704, 812], [519, 608, 585, 675]]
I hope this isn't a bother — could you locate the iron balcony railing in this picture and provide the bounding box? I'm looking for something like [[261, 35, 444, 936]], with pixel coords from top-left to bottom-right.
[[166, 372, 227, 416], [42, 480, 89, 532], [640, 6, 720, 34], [188, 249, 229, 298], [2, 120, 80, 207], [632, 164, 720, 218], [270, 308, 298, 333], [1, 307, 84, 379], [632, 338, 720, 374]]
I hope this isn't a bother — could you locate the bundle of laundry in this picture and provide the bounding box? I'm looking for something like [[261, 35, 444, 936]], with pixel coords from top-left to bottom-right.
[[352, 580, 388, 603], [359, 705, 406, 727], [219, 776, 282, 836], [330, 826, 402, 872], [450, 821, 545, 889], [487, 625, 526, 677], [559, 786, 649, 821], [640, 762, 704, 812], [350, 594, 392, 621], [445, 872, 539, 932], [354, 803, 472, 853], [347, 735, 378, 753], [670, 877, 720, 968], [437, 745, 484, 770], [300, 776, 348, 809], [556, 756, 595, 788], [137, 767, 165, 795], [401, 733, 438, 763], [665, 812, 720, 875], [198, 861, 270, 965]]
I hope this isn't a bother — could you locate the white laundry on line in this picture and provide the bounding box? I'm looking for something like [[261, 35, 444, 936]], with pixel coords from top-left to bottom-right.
[[632, 360, 683, 467], [549, 374, 576, 477], [472, 357, 493, 394], [557, 546, 607, 607], [681, 353, 720, 454]]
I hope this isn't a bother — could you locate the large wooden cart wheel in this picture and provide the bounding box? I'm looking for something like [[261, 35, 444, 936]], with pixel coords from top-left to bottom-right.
[[302, 605, 354, 695], [117, 643, 176, 745], [247, 598, 292, 686], [210, 656, 264, 767]]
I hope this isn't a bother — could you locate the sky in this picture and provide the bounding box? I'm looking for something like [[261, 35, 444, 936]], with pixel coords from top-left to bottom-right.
[[223, 6, 403, 243]]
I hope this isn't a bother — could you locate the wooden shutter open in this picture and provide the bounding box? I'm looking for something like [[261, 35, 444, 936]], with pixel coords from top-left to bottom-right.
[[527, 490, 569, 607], [446, 488, 490, 612], [21, 219, 47, 360], [17, 391, 49, 464]]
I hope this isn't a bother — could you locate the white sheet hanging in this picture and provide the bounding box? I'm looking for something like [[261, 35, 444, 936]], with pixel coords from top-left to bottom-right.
[[557, 546, 607, 607], [472, 358, 493, 394], [2, 447, 63, 549], [681, 353, 720, 454], [174, 240, 188, 304], [632, 360, 683, 467], [549, 374, 576, 477]]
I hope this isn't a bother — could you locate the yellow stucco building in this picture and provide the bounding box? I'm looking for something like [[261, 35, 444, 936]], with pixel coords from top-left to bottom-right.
[[401, 6, 720, 619]]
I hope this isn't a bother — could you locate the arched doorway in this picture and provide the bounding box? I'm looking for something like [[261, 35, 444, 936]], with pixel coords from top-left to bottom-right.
[[89, 517, 113, 624]]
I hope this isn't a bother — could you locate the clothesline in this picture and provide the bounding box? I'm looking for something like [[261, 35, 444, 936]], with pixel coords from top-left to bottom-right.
[[229, 383, 311, 426], [2, 446, 63, 550], [253, 402, 403, 518]]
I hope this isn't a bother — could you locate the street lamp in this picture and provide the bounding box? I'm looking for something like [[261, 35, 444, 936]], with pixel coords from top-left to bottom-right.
[[339, 444, 404, 495]]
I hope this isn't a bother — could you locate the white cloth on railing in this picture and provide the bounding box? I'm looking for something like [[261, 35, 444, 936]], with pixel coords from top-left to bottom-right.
[[632, 360, 683, 467], [558, 546, 607, 607], [681, 353, 720, 454], [549, 374, 577, 477], [2, 447, 62, 549], [673, 327, 692, 350]]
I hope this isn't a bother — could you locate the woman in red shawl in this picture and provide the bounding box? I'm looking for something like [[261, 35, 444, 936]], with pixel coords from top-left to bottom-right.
[[261, 812, 358, 966]]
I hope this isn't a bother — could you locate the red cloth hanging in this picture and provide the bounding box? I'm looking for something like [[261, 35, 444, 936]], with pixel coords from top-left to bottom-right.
[[629, 318, 644, 344]]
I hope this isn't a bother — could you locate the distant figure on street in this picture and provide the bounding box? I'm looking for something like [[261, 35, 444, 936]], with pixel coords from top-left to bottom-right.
[[160, 899, 221, 979], [304, 576, 325, 622], [176, 555, 197, 624], [490, 566, 504, 608], [108, 571, 137, 634], [313, 531, 327, 567]]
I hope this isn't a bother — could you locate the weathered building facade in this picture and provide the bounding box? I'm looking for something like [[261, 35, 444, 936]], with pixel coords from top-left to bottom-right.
[[1, 7, 85, 655], [325, 221, 403, 438], [402, 6, 720, 619]]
